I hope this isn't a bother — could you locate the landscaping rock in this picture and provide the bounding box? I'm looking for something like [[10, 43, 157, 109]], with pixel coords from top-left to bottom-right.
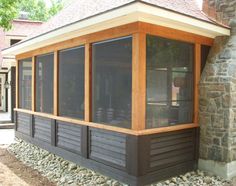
[[8, 139, 234, 186]]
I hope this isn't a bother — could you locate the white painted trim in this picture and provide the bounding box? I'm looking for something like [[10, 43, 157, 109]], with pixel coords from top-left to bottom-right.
[[2, 58, 16, 68], [137, 3, 229, 38], [0, 74, 6, 111], [2, 2, 230, 56], [199, 159, 236, 179]]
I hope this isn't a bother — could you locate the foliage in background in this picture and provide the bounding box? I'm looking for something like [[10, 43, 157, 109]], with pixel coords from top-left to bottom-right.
[[0, 0, 19, 30], [19, 0, 64, 22], [0, 0, 64, 30]]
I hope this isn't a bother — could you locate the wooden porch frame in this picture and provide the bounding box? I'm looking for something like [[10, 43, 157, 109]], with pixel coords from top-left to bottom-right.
[[32, 56, 36, 111], [15, 21, 213, 135]]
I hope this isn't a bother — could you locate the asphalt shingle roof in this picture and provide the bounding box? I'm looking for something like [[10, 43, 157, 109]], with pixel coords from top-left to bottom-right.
[[26, 0, 216, 41]]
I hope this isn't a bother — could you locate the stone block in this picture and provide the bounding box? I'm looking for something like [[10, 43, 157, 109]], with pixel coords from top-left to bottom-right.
[[213, 138, 221, 145], [211, 114, 224, 128], [199, 98, 209, 106], [207, 91, 222, 98], [208, 146, 223, 161], [222, 94, 231, 108]]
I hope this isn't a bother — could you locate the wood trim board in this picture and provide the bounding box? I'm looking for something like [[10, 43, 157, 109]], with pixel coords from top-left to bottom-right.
[[32, 56, 36, 111], [132, 32, 146, 130], [15, 108, 199, 136], [53, 51, 59, 116], [15, 21, 210, 134], [194, 44, 201, 124], [85, 44, 92, 122]]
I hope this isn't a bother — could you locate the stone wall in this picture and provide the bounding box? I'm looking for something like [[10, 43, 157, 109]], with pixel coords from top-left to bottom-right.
[[199, 15, 236, 177], [203, 0, 236, 26]]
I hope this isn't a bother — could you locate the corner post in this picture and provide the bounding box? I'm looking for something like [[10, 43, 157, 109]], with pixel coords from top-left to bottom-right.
[[32, 56, 36, 111], [194, 43, 201, 124], [132, 32, 146, 130], [85, 43, 92, 122], [54, 51, 59, 116]]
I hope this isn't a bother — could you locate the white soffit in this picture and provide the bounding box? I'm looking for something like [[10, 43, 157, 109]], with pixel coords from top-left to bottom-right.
[[2, 2, 230, 56]]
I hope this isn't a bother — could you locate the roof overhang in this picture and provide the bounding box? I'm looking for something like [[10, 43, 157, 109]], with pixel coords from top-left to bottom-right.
[[2, 2, 230, 56]]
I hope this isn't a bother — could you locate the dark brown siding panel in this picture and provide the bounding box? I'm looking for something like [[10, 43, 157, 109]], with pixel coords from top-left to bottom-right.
[[15, 111, 199, 186], [17, 112, 31, 135], [56, 121, 81, 154], [89, 128, 127, 169], [148, 129, 196, 172], [34, 116, 51, 143]]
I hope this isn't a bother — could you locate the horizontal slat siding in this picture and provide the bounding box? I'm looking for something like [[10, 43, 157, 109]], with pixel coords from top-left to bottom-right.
[[34, 116, 51, 143], [89, 128, 127, 169], [57, 121, 81, 153], [149, 129, 196, 171], [17, 112, 31, 135]]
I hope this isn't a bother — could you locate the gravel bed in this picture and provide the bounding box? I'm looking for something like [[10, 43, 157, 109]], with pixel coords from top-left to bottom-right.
[[8, 139, 234, 186]]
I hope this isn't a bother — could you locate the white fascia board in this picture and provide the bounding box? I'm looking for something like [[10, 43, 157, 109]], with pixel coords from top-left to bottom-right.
[[2, 2, 230, 56], [137, 3, 230, 38]]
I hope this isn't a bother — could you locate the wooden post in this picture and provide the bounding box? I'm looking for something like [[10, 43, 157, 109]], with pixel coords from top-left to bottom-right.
[[53, 51, 59, 116], [16, 60, 19, 108], [132, 33, 146, 131], [194, 43, 201, 124], [85, 43, 92, 122], [32, 56, 36, 111]]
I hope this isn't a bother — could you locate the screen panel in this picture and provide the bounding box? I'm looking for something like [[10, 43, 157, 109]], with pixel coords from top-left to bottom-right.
[[201, 45, 211, 74], [92, 36, 132, 129], [146, 35, 194, 128], [19, 58, 32, 110], [59, 46, 85, 119], [35, 53, 54, 114]]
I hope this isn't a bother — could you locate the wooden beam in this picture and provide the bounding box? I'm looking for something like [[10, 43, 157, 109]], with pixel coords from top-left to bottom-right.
[[16, 60, 19, 108], [85, 44, 92, 122], [31, 56, 36, 111], [194, 43, 201, 124], [15, 108, 199, 135], [140, 22, 214, 46], [16, 22, 140, 60], [132, 32, 146, 131], [137, 123, 199, 135], [53, 51, 59, 116]]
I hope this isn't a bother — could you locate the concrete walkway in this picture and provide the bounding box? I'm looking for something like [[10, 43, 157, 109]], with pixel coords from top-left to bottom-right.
[[0, 129, 15, 148], [0, 112, 11, 123]]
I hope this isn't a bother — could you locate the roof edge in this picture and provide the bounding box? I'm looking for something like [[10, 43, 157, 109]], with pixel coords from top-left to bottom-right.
[[13, 19, 43, 24], [2, 2, 230, 56]]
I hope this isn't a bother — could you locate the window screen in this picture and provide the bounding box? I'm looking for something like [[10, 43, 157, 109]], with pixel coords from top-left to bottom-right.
[[59, 46, 85, 119], [19, 58, 32, 110], [92, 36, 132, 128], [201, 45, 211, 74], [146, 35, 194, 128], [36, 53, 54, 114]]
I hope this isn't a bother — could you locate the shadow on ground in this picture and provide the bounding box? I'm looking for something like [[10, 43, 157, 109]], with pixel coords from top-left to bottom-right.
[[0, 147, 55, 186]]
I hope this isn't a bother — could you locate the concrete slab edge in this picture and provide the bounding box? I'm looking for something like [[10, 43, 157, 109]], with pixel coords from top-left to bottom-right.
[[198, 159, 236, 179]]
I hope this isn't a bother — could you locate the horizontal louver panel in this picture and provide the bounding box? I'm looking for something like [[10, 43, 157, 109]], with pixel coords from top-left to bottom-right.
[[149, 129, 195, 170], [34, 116, 51, 143], [56, 121, 81, 153], [89, 129, 126, 168], [17, 113, 30, 135]]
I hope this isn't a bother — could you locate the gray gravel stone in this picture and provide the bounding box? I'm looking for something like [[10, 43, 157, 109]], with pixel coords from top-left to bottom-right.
[[7, 139, 235, 186]]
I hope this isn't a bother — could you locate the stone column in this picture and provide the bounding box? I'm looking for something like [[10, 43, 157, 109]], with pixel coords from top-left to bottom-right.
[[199, 20, 236, 179]]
